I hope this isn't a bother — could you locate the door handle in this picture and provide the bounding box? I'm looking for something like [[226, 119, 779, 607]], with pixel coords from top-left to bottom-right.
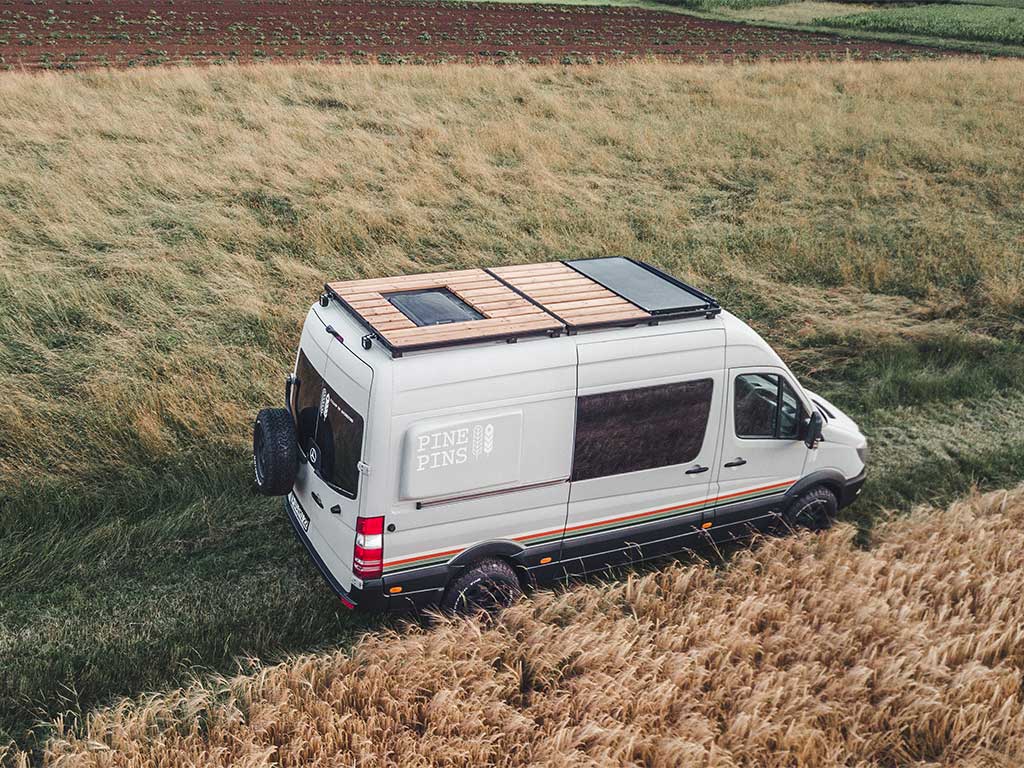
[[724, 458, 747, 468], [685, 465, 710, 475]]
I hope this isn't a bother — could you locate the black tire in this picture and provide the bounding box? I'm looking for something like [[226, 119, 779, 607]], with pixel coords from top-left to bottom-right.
[[783, 485, 838, 532], [440, 558, 523, 616], [253, 408, 299, 496]]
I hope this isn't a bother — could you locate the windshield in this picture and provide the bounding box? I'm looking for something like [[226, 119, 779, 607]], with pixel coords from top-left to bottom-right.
[[292, 349, 365, 498]]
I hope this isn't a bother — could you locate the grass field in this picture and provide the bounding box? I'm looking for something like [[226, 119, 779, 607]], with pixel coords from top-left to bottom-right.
[[725, 2, 877, 24], [12, 485, 1024, 766], [820, 4, 1024, 45], [1, 59, 1023, 759]]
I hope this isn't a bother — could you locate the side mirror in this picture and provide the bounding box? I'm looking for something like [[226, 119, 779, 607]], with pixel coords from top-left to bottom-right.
[[802, 411, 824, 449]]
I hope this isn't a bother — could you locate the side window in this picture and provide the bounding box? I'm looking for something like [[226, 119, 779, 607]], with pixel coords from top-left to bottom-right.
[[778, 379, 802, 438], [572, 379, 714, 482], [734, 373, 803, 439]]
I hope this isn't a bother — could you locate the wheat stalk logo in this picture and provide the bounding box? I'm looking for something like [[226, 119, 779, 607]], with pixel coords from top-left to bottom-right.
[[483, 424, 494, 455], [472, 425, 483, 459]]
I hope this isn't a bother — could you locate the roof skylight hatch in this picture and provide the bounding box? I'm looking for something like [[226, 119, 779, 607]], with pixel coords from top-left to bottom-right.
[[386, 288, 484, 327]]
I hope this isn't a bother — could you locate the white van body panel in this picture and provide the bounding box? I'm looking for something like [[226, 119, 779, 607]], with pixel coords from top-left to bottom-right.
[[384, 340, 577, 574], [286, 293, 867, 605], [564, 326, 726, 564], [721, 312, 789, 370]]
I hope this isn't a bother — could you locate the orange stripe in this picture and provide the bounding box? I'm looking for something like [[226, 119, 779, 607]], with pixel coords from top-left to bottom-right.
[[563, 496, 705, 535], [713, 478, 794, 502], [385, 546, 462, 568], [385, 479, 794, 567]]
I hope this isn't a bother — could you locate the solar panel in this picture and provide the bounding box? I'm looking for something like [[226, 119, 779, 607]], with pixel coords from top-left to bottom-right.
[[564, 257, 717, 316]]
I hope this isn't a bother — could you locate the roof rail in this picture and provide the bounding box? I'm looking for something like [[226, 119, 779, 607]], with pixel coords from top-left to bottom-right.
[[323, 258, 720, 357]]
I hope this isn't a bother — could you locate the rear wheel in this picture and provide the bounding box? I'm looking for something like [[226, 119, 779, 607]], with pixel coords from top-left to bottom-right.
[[783, 485, 838, 532], [253, 408, 298, 496], [441, 558, 522, 616]]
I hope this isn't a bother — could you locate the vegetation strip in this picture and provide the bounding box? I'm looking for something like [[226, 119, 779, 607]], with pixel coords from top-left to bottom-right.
[[820, 4, 1024, 46]]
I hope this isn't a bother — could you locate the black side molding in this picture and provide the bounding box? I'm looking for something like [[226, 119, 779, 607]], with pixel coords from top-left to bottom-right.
[[448, 540, 527, 569], [786, 468, 865, 510]]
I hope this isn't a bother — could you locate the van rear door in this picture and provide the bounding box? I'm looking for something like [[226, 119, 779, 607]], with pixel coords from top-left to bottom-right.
[[562, 328, 726, 574], [290, 326, 372, 592]]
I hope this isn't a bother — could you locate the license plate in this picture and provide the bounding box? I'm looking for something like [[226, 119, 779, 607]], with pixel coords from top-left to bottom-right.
[[289, 494, 310, 532]]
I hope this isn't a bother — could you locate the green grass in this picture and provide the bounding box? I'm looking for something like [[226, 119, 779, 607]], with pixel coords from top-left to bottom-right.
[[1, 60, 1023, 760], [947, 0, 1024, 8], [819, 4, 1024, 44]]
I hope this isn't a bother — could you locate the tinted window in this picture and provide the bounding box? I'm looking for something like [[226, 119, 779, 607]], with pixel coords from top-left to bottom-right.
[[387, 288, 483, 327], [778, 379, 802, 438], [735, 373, 803, 439], [291, 349, 364, 498], [293, 350, 323, 454], [572, 379, 714, 482], [316, 385, 364, 498]]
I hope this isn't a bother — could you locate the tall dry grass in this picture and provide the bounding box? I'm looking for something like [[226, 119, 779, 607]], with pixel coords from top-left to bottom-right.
[[1, 60, 1023, 499], [11, 485, 1020, 767]]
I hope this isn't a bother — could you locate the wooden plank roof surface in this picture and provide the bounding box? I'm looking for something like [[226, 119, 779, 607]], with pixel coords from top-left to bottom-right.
[[489, 262, 648, 328], [325, 261, 652, 356]]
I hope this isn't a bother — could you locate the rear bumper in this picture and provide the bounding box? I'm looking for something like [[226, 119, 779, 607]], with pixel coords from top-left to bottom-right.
[[283, 496, 387, 612], [839, 468, 867, 509]]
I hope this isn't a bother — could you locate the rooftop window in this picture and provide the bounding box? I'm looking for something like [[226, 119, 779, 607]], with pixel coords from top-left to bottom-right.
[[386, 288, 484, 327]]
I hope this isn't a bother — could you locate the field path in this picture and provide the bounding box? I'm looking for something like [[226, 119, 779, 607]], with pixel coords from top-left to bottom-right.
[[0, 0, 951, 69]]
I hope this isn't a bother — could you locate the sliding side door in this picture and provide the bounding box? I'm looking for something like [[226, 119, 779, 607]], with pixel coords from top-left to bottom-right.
[[561, 327, 726, 575]]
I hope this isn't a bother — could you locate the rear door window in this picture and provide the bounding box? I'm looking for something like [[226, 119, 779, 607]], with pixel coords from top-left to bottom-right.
[[316, 386, 364, 498], [293, 350, 323, 455], [292, 349, 364, 498]]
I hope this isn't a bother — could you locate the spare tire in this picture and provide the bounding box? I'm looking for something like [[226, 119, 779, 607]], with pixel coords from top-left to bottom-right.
[[253, 408, 298, 496]]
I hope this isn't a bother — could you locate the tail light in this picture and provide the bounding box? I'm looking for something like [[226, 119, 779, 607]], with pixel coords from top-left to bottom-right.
[[353, 516, 384, 580]]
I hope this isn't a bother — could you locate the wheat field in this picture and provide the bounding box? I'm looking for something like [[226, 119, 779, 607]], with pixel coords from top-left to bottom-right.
[[2, 485, 1016, 767]]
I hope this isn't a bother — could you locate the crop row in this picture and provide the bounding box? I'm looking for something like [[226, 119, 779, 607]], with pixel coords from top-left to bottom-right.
[[820, 4, 1024, 46]]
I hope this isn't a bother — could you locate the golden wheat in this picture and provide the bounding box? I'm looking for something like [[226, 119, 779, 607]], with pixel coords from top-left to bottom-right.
[[4, 486, 1012, 767]]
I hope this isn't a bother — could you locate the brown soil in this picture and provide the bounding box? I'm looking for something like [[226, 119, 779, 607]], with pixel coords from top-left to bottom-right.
[[0, 0, 951, 70]]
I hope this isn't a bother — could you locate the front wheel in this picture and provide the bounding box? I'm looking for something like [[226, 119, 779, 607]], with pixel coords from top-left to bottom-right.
[[440, 558, 523, 616], [782, 485, 838, 532]]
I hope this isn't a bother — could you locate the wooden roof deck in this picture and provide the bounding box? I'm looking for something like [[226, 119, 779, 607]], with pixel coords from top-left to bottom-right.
[[325, 259, 714, 357], [490, 262, 648, 328], [325, 268, 564, 354]]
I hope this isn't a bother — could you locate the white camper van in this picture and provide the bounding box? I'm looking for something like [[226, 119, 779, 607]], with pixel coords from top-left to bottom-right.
[[253, 258, 867, 613]]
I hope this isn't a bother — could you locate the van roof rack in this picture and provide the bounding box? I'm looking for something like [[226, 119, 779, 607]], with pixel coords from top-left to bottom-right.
[[323, 257, 720, 357]]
